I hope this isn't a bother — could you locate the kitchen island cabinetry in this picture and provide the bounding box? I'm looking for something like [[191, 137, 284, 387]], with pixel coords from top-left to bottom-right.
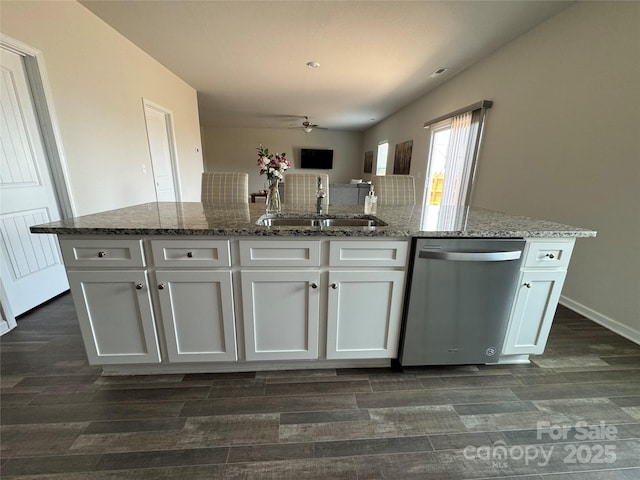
[[239, 240, 322, 361], [34, 202, 595, 373], [501, 238, 575, 360], [241, 269, 320, 361], [155, 270, 237, 362], [151, 239, 237, 363], [326, 240, 408, 359], [60, 237, 161, 365], [327, 270, 405, 359], [239, 239, 407, 361]]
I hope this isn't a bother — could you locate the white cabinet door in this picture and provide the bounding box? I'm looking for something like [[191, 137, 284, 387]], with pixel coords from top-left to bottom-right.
[[326, 270, 406, 359], [155, 270, 237, 362], [502, 270, 567, 355], [241, 270, 320, 361], [66, 270, 160, 365]]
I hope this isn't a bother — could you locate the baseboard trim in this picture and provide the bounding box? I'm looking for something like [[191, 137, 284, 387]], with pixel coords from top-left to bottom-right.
[[101, 358, 391, 376], [495, 354, 531, 365], [560, 295, 640, 346]]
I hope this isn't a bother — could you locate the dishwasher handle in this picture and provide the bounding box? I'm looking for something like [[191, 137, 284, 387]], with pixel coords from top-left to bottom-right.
[[418, 249, 522, 262]]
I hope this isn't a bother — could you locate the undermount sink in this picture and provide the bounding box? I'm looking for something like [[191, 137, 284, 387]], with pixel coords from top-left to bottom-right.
[[320, 218, 380, 227], [258, 215, 386, 228], [260, 218, 320, 227]]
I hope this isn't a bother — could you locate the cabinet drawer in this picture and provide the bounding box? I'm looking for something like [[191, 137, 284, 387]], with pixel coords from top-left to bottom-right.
[[150, 240, 230, 267], [329, 240, 408, 267], [239, 240, 321, 267], [523, 240, 574, 269], [60, 238, 145, 268]]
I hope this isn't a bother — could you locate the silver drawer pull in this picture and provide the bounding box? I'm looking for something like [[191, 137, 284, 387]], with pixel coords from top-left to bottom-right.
[[135, 283, 144, 290], [158, 283, 165, 290], [187, 251, 194, 258], [330, 283, 338, 289], [524, 283, 531, 288], [310, 283, 318, 289], [98, 251, 107, 258], [544, 253, 555, 259]]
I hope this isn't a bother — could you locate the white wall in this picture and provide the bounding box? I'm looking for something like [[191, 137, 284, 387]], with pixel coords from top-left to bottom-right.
[[201, 127, 364, 194], [1, 1, 204, 215], [364, 1, 640, 340]]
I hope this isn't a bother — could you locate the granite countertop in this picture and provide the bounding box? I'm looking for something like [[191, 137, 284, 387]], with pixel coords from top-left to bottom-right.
[[30, 202, 596, 238]]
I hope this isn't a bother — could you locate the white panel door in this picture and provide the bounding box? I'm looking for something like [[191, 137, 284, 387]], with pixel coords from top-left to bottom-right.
[[241, 270, 320, 361], [0, 48, 68, 318], [155, 270, 237, 362], [143, 101, 178, 202], [326, 270, 406, 359]]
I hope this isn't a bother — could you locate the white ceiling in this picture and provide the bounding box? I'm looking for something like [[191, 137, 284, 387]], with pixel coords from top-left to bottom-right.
[[80, 0, 571, 131]]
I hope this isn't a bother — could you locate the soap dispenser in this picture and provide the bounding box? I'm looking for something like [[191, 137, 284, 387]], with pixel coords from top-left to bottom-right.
[[364, 186, 377, 214]]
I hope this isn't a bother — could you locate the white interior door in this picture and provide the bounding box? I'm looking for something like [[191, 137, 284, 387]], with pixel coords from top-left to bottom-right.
[[0, 48, 69, 319], [143, 100, 179, 202]]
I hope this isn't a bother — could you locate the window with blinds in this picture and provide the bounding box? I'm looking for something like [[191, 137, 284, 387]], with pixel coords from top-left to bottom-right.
[[421, 101, 492, 229]]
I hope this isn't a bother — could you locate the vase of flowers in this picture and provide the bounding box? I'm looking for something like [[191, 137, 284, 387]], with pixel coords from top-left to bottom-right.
[[256, 145, 291, 213]]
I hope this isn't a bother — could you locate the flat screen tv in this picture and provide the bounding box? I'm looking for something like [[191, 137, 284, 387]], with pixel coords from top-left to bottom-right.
[[300, 148, 333, 169]]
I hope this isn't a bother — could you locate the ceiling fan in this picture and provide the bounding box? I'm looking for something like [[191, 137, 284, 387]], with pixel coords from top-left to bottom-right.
[[296, 116, 327, 133]]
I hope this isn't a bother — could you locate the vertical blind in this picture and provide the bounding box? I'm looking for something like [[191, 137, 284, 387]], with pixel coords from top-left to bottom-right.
[[439, 110, 473, 207], [423, 101, 491, 230]]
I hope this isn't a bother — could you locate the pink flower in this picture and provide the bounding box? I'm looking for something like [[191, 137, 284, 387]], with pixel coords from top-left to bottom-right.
[[256, 145, 290, 180]]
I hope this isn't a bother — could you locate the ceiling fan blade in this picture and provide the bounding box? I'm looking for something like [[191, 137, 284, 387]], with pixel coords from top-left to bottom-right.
[[282, 115, 328, 131]]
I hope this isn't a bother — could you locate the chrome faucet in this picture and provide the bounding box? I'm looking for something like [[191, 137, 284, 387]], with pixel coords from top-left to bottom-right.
[[316, 176, 326, 214]]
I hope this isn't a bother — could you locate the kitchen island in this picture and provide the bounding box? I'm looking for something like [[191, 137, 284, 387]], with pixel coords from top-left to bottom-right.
[[31, 202, 596, 374]]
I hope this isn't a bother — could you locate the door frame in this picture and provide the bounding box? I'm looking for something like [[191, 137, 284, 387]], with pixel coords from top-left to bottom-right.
[[0, 277, 16, 333], [142, 98, 182, 202], [1, 34, 74, 218], [1, 34, 73, 330]]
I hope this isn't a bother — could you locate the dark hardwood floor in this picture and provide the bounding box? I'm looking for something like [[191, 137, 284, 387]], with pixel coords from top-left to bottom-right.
[[1, 293, 639, 479]]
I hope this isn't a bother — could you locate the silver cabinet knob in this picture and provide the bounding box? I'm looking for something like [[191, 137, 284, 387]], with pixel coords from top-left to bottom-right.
[[98, 251, 107, 258], [187, 251, 194, 258], [330, 283, 338, 289], [310, 283, 318, 289], [545, 253, 555, 259], [135, 283, 143, 290], [158, 283, 165, 290], [524, 283, 531, 288]]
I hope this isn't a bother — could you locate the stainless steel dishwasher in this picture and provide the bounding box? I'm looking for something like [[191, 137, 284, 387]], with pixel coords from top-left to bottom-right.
[[399, 238, 525, 366]]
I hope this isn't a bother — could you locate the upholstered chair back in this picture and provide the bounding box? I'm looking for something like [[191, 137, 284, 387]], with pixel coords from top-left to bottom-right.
[[284, 173, 330, 205], [371, 175, 416, 206], [201, 172, 249, 205]]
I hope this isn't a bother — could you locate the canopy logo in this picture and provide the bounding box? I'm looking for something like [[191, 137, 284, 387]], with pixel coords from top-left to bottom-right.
[[463, 421, 618, 468], [463, 441, 553, 468]]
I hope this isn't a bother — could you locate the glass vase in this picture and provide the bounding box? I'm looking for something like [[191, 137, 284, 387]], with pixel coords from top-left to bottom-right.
[[265, 177, 281, 214]]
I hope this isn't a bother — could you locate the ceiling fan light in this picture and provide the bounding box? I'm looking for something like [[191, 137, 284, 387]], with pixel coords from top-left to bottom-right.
[[304, 126, 313, 133]]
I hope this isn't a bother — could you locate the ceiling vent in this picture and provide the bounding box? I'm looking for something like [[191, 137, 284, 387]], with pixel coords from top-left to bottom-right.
[[429, 67, 448, 78]]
